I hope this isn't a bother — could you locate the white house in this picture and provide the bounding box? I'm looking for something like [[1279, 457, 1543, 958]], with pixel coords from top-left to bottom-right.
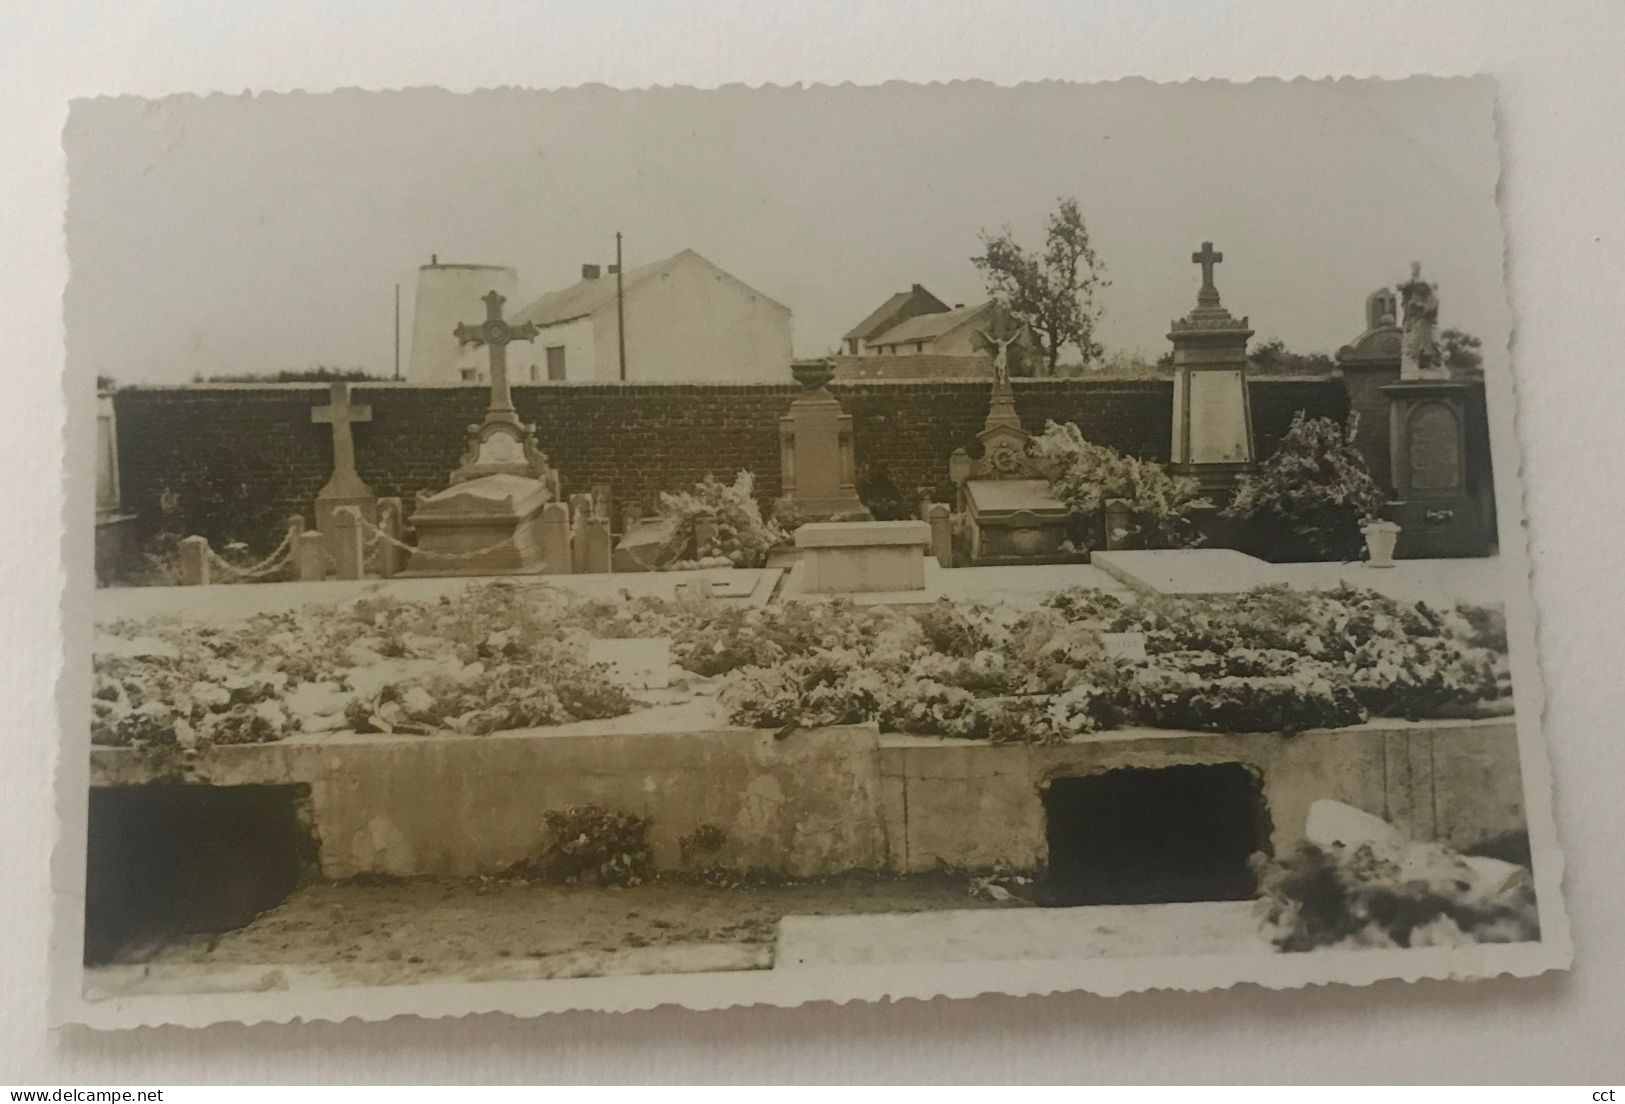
[[499, 249, 793, 383]]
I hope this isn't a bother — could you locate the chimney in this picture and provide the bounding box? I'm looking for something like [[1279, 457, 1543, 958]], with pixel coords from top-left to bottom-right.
[[912, 283, 926, 294], [430, 253, 438, 266], [582, 264, 601, 280]]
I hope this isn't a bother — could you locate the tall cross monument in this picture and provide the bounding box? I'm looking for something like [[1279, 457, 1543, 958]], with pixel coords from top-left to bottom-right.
[[1166, 239, 1255, 495], [448, 289, 556, 486], [310, 381, 379, 564]]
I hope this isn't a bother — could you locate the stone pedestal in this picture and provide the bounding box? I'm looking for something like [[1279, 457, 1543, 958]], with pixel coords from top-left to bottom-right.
[[1381, 379, 1493, 558], [778, 359, 870, 521], [1167, 243, 1255, 496], [795, 520, 930, 594], [406, 473, 553, 574]]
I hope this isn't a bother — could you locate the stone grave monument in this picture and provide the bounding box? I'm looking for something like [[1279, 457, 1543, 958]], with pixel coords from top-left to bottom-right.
[[1167, 241, 1256, 496], [777, 358, 870, 521], [948, 311, 1080, 566], [1335, 287, 1405, 491], [310, 381, 379, 565], [793, 520, 932, 594], [407, 290, 564, 574], [1379, 265, 1493, 557]]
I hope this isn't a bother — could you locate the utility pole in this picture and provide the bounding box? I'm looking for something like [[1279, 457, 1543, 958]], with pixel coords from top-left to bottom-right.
[[616, 231, 627, 381], [393, 282, 401, 381]]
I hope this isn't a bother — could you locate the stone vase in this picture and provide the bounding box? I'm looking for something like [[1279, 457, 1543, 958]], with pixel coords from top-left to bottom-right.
[[1361, 520, 1401, 568]]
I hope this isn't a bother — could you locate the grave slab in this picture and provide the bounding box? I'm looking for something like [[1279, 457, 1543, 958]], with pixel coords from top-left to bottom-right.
[[1091, 548, 1280, 595]]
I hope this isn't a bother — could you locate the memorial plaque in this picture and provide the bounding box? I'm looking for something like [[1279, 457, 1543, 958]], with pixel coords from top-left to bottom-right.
[[1407, 401, 1462, 492], [1187, 369, 1250, 463]]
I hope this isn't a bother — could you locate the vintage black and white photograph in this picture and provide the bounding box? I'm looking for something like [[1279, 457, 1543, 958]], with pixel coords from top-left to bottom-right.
[[59, 76, 1568, 1027]]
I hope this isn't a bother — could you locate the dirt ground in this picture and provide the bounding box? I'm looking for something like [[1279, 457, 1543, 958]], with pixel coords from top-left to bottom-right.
[[115, 872, 1021, 982]]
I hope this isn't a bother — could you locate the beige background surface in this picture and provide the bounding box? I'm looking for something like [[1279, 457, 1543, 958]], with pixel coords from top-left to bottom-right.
[[5, 0, 1624, 1083]]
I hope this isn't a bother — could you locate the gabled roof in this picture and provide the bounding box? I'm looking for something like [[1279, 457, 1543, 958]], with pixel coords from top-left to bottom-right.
[[868, 300, 994, 346], [513, 248, 789, 328], [843, 284, 951, 342]]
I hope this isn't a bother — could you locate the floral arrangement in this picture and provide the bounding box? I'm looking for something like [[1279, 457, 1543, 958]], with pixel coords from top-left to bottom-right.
[[93, 579, 1509, 752], [514, 805, 653, 887], [1255, 837, 1538, 951], [1027, 420, 1209, 548], [714, 584, 1505, 742], [653, 471, 789, 569], [1225, 412, 1390, 560]]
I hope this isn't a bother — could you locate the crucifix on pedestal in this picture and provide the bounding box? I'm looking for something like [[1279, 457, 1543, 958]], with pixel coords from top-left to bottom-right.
[[1192, 241, 1223, 308], [310, 381, 379, 567], [448, 289, 556, 487]]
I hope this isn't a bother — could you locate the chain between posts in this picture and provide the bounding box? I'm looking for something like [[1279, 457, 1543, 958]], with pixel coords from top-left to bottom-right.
[[205, 529, 295, 579], [348, 511, 519, 563]]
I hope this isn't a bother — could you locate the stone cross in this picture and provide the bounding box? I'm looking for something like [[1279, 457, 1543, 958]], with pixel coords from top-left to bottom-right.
[[311, 382, 372, 495], [1192, 241, 1223, 306], [454, 290, 539, 419]]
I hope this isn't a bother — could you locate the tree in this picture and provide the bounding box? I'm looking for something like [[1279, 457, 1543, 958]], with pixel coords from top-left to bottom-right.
[[972, 196, 1108, 376], [1247, 338, 1336, 376], [1440, 328, 1483, 377]]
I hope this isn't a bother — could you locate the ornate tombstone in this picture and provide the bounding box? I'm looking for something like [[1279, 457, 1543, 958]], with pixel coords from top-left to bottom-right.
[[1167, 241, 1255, 496], [947, 315, 1081, 566], [1335, 287, 1405, 491], [1379, 267, 1493, 558], [407, 290, 562, 574], [777, 358, 870, 521]]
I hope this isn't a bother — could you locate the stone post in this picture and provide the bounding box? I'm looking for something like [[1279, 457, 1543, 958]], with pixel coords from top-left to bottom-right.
[[581, 515, 612, 574], [177, 536, 211, 586], [296, 530, 328, 582], [540, 501, 572, 574], [926, 503, 953, 567], [592, 484, 613, 531], [569, 493, 594, 573], [331, 507, 366, 581], [375, 497, 405, 577]]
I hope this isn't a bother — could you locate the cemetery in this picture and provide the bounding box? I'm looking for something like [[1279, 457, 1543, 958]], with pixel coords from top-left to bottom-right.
[[84, 252, 1536, 992]]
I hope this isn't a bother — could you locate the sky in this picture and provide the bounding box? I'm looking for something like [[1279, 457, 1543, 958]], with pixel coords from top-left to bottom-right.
[[64, 78, 1508, 383]]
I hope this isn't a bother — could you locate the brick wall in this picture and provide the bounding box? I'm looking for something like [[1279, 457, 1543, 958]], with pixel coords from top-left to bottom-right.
[[113, 377, 1348, 550]]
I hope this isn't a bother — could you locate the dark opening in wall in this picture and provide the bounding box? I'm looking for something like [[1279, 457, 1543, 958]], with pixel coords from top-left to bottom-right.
[[1040, 764, 1271, 906], [84, 783, 315, 965]]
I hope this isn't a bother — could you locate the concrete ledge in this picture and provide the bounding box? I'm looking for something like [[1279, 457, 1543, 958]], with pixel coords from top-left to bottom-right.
[[89, 715, 1522, 883], [794, 520, 931, 548]]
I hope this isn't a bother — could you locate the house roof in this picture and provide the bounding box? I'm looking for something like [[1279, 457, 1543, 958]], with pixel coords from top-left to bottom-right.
[[513, 248, 789, 328], [842, 284, 951, 342], [868, 300, 994, 346]]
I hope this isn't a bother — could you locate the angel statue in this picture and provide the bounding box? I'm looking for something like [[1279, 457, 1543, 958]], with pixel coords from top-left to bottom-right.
[[1398, 261, 1443, 378]]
